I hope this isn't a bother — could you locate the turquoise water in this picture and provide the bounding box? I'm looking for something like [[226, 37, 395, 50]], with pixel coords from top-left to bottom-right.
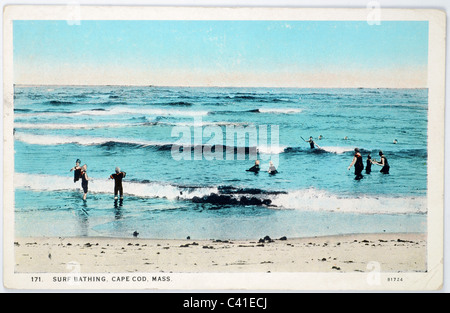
[[13, 86, 428, 239]]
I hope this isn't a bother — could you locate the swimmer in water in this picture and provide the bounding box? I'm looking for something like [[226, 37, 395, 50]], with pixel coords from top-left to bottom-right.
[[70, 159, 82, 183], [268, 161, 278, 175], [372, 150, 390, 174], [246, 160, 260, 173], [80, 164, 90, 200], [110, 167, 127, 200], [348, 148, 364, 180]]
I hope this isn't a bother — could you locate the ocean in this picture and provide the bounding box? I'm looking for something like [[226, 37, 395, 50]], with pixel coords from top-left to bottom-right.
[[13, 86, 428, 240]]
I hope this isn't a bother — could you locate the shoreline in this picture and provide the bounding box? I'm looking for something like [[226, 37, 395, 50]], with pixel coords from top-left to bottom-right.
[[14, 232, 427, 273]]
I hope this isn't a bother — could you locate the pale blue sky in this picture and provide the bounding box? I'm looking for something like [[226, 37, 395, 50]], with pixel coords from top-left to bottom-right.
[[13, 20, 428, 87]]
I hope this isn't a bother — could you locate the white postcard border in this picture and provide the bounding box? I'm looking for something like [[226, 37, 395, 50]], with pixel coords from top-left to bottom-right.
[[2, 6, 446, 290]]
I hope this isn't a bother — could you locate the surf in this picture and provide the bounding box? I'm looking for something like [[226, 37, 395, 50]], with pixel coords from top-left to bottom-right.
[[14, 122, 148, 130], [14, 172, 427, 215], [13, 132, 175, 148], [13, 172, 218, 201], [269, 188, 427, 215], [15, 106, 210, 118], [13, 132, 268, 156], [257, 108, 302, 114], [209, 108, 302, 115]]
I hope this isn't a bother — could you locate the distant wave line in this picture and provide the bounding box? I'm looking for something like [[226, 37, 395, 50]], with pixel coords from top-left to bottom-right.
[[14, 120, 256, 130], [14, 107, 209, 118], [13, 132, 283, 154], [14, 122, 149, 130], [13, 132, 426, 157], [209, 108, 302, 115]]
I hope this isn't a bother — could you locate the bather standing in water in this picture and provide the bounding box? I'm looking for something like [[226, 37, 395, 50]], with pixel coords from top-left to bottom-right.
[[372, 150, 390, 174], [348, 148, 364, 180], [305, 136, 320, 149], [365, 154, 372, 174], [70, 159, 82, 183], [110, 167, 127, 200], [80, 164, 90, 200]]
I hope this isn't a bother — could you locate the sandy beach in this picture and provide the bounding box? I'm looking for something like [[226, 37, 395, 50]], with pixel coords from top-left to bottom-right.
[[14, 233, 426, 273]]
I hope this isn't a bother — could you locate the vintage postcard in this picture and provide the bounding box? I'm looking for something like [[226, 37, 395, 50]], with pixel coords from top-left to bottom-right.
[[2, 6, 446, 291]]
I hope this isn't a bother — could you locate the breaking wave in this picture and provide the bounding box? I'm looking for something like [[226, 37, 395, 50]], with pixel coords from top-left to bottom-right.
[[14, 173, 427, 214]]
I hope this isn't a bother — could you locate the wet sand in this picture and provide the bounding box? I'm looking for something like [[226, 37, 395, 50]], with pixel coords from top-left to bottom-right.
[[14, 233, 426, 273]]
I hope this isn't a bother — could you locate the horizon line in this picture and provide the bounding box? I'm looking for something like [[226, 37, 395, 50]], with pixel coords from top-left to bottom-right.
[[13, 83, 428, 90]]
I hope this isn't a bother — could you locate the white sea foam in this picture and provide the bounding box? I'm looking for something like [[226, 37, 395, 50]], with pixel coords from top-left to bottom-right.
[[271, 188, 427, 214], [13, 132, 179, 147], [157, 121, 252, 127], [14, 173, 426, 215], [15, 112, 62, 117], [14, 122, 144, 130], [74, 107, 209, 117], [319, 146, 355, 154], [257, 145, 287, 154], [14, 173, 217, 201], [14, 132, 260, 153], [258, 108, 302, 114], [15, 107, 209, 118]]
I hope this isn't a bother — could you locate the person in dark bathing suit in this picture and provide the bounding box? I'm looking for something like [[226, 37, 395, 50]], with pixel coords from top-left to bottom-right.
[[246, 160, 260, 173], [80, 164, 90, 200], [348, 148, 364, 180], [110, 167, 126, 200], [70, 159, 82, 183], [372, 150, 390, 174], [305, 136, 320, 149], [366, 154, 372, 174]]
